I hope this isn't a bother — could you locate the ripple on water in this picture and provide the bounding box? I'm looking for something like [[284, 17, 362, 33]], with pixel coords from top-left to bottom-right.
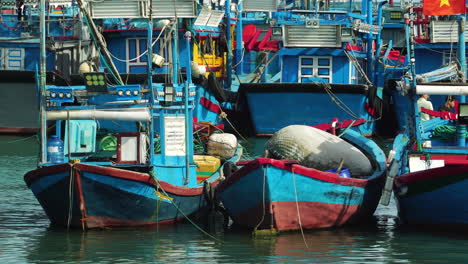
[[1, 139, 468, 263]]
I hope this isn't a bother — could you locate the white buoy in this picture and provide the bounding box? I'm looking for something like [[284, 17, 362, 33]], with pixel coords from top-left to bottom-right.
[[207, 133, 237, 159]]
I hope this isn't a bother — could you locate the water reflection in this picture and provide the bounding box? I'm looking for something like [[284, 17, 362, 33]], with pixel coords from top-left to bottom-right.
[[249, 225, 397, 263], [27, 225, 228, 264], [2, 137, 468, 263], [0, 135, 39, 157]]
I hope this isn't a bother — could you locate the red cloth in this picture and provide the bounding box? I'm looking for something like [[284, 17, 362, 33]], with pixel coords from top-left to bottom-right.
[[200, 97, 222, 114], [420, 107, 457, 120], [313, 118, 366, 131], [423, 0, 465, 15]]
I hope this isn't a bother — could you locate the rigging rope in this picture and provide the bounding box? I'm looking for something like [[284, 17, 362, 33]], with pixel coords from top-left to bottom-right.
[[149, 171, 224, 243], [253, 165, 268, 232], [81, 13, 122, 85], [107, 23, 169, 62], [67, 164, 75, 230], [322, 83, 361, 120], [344, 50, 372, 86], [292, 169, 309, 248]]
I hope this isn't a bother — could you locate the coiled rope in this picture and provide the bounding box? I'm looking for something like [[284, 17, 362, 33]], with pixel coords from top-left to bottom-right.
[[431, 125, 468, 141]]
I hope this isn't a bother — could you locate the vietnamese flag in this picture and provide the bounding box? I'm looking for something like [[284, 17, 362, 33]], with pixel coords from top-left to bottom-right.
[[423, 0, 466, 15]]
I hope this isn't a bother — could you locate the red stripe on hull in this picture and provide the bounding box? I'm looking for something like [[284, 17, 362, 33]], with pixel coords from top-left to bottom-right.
[[232, 201, 364, 231], [77, 163, 219, 196], [395, 164, 468, 186], [26, 163, 217, 197], [24, 164, 71, 186], [0, 127, 38, 134]]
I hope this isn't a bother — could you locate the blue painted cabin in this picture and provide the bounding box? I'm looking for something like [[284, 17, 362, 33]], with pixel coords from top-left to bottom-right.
[[0, 4, 93, 133], [231, 0, 387, 135]]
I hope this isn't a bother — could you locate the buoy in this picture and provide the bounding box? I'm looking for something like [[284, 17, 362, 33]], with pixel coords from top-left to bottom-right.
[[266, 125, 372, 176]]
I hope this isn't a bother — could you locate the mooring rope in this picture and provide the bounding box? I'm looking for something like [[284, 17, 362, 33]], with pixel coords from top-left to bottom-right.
[[218, 110, 250, 144], [322, 83, 361, 120], [337, 120, 356, 138], [292, 169, 309, 248], [254, 165, 268, 232], [0, 134, 39, 145], [67, 164, 75, 230], [149, 171, 223, 243]]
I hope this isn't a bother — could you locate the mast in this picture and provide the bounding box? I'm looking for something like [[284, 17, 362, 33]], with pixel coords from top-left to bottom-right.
[[457, 15, 466, 146], [366, 0, 374, 80], [39, 0, 47, 163], [407, 4, 422, 143], [225, 0, 233, 88], [184, 31, 192, 185], [235, 1, 243, 74], [147, 0, 155, 162]]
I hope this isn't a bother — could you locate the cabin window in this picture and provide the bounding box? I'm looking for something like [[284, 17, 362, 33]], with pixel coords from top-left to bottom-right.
[[0, 48, 24, 70], [298, 56, 332, 83], [126, 38, 148, 73], [442, 50, 457, 65]]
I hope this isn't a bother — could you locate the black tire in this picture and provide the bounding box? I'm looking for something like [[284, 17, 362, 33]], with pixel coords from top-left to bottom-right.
[[222, 161, 238, 179], [203, 181, 214, 210]]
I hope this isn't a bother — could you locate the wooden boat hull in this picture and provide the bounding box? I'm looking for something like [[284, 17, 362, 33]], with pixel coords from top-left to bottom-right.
[[24, 163, 215, 229], [395, 164, 468, 230], [217, 158, 385, 231]]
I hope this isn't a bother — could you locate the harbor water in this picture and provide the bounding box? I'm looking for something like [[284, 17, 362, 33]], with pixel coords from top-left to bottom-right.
[[1, 135, 468, 263]]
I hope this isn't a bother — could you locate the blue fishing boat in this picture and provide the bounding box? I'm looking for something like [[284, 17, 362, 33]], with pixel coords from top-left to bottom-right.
[[0, 2, 92, 133], [0, 1, 238, 133], [90, 0, 239, 128], [227, 0, 392, 136], [217, 127, 387, 232], [387, 3, 468, 231], [24, 0, 243, 229], [385, 3, 468, 132]]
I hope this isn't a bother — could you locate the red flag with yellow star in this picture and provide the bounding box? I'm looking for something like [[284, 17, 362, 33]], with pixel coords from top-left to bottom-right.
[[423, 0, 466, 15]]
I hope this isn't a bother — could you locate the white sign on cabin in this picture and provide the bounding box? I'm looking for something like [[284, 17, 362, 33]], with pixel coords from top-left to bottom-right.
[[164, 116, 186, 156]]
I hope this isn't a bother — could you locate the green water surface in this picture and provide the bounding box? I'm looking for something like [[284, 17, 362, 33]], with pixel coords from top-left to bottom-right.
[[0, 135, 467, 263]]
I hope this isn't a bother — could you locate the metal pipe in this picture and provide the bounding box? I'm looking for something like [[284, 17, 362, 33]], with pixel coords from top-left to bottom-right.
[[46, 110, 151, 121], [172, 21, 179, 85], [184, 31, 192, 185], [374, 1, 388, 83], [225, 0, 233, 88], [416, 85, 468, 95]]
